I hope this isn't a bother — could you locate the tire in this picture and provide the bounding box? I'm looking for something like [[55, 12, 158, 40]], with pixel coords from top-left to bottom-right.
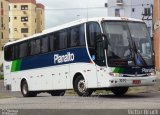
[[50, 90, 65, 96], [111, 87, 129, 96], [74, 75, 93, 96], [21, 80, 37, 97]]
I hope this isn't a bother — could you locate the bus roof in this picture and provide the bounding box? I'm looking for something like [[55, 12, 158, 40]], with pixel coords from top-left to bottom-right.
[[5, 17, 143, 46]]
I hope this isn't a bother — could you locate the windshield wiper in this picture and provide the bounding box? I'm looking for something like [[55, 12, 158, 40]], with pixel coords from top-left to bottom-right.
[[133, 41, 148, 66]]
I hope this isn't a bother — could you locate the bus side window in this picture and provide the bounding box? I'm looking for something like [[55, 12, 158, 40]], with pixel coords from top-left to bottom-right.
[[4, 45, 14, 61], [49, 33, 55, 51], [49, 32, 59, 51], [70, 26, 80, 47], [29, 40, 35, 55], [35, 39, 41, 54], [14, 44, 19, 59], [69, 24, 85, 48], [41, 36, 49, 53], [59, 29, 68, 49], [19, 42, 28, 58], [86, 22, 101, 62], [79, 24, 85, 46], [86, 22, 101, 48]]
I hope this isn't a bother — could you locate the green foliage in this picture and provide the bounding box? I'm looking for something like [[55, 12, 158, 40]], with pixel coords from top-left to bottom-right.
[[0, 75, 3, 80]]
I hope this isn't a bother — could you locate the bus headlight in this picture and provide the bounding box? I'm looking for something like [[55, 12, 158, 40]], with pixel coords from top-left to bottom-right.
[[147, 72, 155, 76], [109, 72, 123, 77]]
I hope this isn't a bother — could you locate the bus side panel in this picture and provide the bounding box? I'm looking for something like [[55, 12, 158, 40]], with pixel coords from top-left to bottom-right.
[[96, 66, 110, 88], [52, 65, 69, 90], [3, 61, 12, 89], [70, 63, 97, 88]]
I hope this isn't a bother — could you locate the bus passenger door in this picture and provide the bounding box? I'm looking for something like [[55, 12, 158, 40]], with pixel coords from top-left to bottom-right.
[[95, 37, 107, 87]]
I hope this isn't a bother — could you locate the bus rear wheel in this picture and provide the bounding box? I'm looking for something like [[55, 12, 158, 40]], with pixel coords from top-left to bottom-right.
[[74, 75, 93, 96], [50, 90, 65, 96], [21, 80, 37, 97], [111, 87, 129, 96]]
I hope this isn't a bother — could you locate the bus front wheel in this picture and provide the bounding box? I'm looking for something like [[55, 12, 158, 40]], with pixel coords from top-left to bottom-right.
[[111, 87, 129, 96], [21, 80, 37, 97], [74, 75, 93, 96]]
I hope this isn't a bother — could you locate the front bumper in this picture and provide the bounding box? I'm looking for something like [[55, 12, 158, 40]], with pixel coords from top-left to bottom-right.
[[107, 76, 156, 87]]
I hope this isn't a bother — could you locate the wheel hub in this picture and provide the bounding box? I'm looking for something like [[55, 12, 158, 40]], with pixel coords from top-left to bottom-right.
[[78, 80, 86, 93]]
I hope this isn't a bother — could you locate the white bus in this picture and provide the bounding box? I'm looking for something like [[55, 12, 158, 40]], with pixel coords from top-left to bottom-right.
[[4, 17, 156, 97]]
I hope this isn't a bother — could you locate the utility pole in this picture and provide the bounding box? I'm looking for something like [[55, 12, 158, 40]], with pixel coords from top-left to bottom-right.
[[153, 0, 160, 70]]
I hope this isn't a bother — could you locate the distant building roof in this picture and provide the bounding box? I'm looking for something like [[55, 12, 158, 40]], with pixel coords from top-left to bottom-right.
[[9, 0, 36, 4], [36, 3, 44, 9]]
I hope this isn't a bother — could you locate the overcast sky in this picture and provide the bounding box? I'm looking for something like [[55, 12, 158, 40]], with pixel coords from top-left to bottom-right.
[[36, 0, 108, 29]]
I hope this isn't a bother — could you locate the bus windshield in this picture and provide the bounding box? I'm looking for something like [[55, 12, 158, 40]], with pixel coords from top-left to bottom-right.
[[102, 21, 154, 67]]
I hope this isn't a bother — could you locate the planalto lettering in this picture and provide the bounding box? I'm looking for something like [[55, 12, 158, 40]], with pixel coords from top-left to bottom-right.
[[54, 52, 74, 64]]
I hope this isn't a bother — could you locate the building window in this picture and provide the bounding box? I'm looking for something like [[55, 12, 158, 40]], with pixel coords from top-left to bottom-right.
[[14, 5, 17, 8], [115, 9, 120, 17], [132, 8, 135, 12], [21, 5, 28, 10], [144, 8, 151, 16], [21, 17, 28, 22], [9, 17, 10, 22], [1, 32, 3, 39], [1, 2, 3, 8], [14, 17, 17, 20], [21, 28, 28, 33], [14, 28, 17, 31]]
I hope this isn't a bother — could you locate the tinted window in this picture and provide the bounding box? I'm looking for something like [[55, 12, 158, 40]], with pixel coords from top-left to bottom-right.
[[79, 25, 85, 46], [19, 42, 28, 58], [29, 39, 40, 55], [70, 25, 85, 47], [49, 32, 59, 51], [59, 29, 68, 49], [70, 26, 79, 47], [14, 44, 19, 59], [49, 33, 55, 51], [87, 22, 101, 47], [41, 36, 49, 53], [4, 45, 14, 61]]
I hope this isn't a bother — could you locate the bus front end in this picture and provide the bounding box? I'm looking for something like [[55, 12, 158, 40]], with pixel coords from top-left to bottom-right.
[[91, 18, 156, 95]]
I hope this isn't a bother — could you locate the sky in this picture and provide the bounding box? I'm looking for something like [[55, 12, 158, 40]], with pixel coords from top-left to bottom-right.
[[36, 0, 108, 29]]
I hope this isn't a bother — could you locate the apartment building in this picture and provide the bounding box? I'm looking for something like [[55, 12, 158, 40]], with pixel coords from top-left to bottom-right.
[[9, 0, 45, 41], [36, 3, 44, 33], [107, 0, 153, 37], [0, 0, 9, 65], [153, 0, 160, 70], [0, 0, 9, 51]]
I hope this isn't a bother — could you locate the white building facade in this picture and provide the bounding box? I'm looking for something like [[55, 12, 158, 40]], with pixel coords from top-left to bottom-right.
[[107, 0, 153, 37]]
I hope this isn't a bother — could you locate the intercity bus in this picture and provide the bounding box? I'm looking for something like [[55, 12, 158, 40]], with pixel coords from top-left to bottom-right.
[[3, 17, 156, 97]]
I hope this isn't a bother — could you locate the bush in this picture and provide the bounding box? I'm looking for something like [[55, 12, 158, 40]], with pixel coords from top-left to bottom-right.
[[0, 75, 3, 80]]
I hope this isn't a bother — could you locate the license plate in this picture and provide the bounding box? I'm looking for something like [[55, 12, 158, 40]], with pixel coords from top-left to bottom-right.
[[133, 80, 141, 84]]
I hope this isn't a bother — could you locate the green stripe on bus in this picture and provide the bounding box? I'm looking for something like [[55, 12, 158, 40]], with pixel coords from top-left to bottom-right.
[[11, 60, 22, 72], [113, 67, 124, 73]]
